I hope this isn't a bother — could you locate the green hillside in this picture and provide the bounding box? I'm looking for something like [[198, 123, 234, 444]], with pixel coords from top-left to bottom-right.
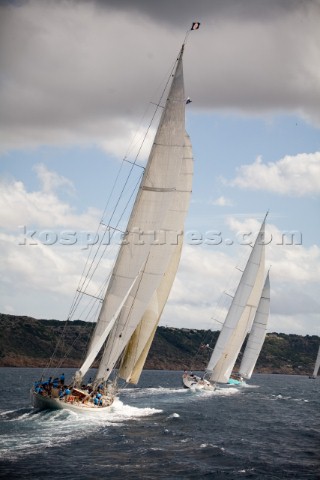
[[0, 313, 318, 375]]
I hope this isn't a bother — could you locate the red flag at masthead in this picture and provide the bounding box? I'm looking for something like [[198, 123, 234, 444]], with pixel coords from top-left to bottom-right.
[[191, 22, 200, 30]]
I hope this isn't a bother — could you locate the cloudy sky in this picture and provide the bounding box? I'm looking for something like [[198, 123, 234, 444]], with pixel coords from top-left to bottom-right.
[[1, 0, 319, 336]]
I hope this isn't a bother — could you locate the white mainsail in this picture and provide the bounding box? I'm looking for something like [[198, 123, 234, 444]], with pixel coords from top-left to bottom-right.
[[77, 45, 190, 384], [119, 133, 193, 383], [312, 345, 320, 378], [206, 215, 267, 384], [239, 272, 270, 380]]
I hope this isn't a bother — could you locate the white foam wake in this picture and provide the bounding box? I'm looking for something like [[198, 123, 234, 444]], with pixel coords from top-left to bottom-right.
[[0, 398, 161, 461]]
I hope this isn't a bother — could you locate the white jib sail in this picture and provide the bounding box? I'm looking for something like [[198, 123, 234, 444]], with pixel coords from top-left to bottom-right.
[[206, 215, 267, 383], [81, 47, 187, 381], [239, 272, 270, 380], [312, 345, 320, 378]]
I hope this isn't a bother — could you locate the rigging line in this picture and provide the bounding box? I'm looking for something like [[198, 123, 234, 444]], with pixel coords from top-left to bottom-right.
[[57, 300, 102, 371], [68, 97, 158, 317], [100, 224, 126, 233], [124, 158, 145, 169], [67, 162, 127, 320], [73, 242, 121, 320], [67, 320, 97, 368], [56, 266, 108, 368], [44, 312, 75, 374], [57, 326, 90, 371], [75, 273, 110, 326], [69, 173, 143, 320], [210, 318, 224, 325], [76, 290, 103, 301], [69, 105, 164, 315], [70, 163, 142, 318], [68, 222, 112, 319], [68, 191, 135, 320], [104, 255, 150, 380]]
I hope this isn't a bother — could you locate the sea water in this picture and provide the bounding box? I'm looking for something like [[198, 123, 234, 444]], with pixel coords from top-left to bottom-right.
[[0, 368, 319, 479]]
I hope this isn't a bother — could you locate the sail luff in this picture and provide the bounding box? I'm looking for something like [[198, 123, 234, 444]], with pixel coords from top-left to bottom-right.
[[239, 272, 270, 379], [206, 215, 267, 383]]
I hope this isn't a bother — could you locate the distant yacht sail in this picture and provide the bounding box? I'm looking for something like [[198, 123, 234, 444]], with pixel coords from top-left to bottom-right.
[[238, 271, 270, 380], [309, 345, 320, 379], [206, 214, 267, 385], [182, 214, 269, 391]]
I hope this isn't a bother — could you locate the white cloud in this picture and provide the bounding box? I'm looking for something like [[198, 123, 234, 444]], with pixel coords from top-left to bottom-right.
[[212, 196, 233, 207], [99, 120, 156, 162], [0, 164, 121, 320], [0, 202, 319, 333], [34, 163, 75, 195], [0, 166, 101, 230], [229, 152, 320, 196], [0, 231, 111, 321]]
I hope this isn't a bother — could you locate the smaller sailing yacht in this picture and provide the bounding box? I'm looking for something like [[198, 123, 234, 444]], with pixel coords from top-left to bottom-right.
[[183, 214, 269, 391], [182, 371, 214, 391], [31, 26, 198, 412], [309, 345, 320, 379]]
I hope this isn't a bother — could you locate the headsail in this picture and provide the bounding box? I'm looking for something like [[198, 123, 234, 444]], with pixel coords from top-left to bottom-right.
[[75, 271, 141, 380], [239, 272, 270, 380], [206, 214, 267, 384], [119, 239, 183, 384]]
